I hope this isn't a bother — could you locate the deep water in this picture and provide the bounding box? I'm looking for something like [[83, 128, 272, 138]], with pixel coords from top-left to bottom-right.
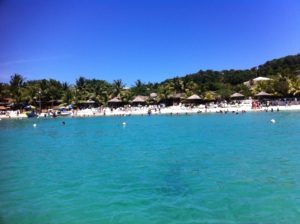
[[1, 112, 300, 224]]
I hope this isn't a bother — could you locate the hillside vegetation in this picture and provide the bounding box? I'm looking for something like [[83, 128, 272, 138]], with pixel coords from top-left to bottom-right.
[[1, 54, 300, 108]]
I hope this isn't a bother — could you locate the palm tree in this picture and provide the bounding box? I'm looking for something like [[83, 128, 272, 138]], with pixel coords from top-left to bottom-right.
[[9, 74, 25, 107], [0, 83, 10, 101], [273, 74, 290, 96], [22, 82, 39, 105], [112, 79, 125, 97], [75, 77, 89, 101], [132, 79, 148, 96]]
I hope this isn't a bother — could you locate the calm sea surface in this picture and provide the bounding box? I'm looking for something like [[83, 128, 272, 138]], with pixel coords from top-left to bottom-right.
[[0, 112, 300, 224]]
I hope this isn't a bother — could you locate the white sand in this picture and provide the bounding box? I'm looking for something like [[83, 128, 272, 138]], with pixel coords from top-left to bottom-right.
[[1, 104, 300, 119]]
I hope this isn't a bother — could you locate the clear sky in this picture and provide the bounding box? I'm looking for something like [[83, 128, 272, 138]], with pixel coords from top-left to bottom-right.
[[0, 0, 300, 86]]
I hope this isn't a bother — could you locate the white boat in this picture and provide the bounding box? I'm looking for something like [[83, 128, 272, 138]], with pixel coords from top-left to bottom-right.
[[58, 111, 72, 116]]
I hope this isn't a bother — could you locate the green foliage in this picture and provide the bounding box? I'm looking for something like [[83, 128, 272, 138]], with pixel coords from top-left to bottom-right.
[[2, 54, 300, 108], [9, 74, 25, 105]]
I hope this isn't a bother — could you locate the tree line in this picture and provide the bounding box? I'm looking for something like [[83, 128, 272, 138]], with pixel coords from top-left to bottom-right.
[[1, 54, 300, 108]]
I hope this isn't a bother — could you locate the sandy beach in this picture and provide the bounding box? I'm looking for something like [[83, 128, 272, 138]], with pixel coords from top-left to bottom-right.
[[1, 103, 300, 119]]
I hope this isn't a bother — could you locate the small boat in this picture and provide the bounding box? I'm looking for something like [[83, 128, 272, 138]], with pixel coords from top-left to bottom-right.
[[57, 111, 72, 117]]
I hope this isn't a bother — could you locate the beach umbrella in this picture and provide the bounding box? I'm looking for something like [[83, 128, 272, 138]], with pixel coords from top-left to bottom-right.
[[230, 93, 244, 98], [0, 106, 8, 111], [187, 94, 201, 100], [168, 93, 184, 99], [185, 94, 202, 105], [255, 91, 272, 97], [132, 96, 147, 103], [108, 97, 122, 103]]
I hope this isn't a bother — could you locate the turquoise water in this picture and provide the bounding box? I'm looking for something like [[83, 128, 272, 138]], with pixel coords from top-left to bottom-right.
[[0, 112, 300, 224]]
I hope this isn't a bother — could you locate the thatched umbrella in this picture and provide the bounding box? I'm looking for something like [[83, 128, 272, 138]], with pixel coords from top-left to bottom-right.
[[255, 91, 272, 97], [108, 97, 122, 107], [230, 93, 245, 98], [0, 105, 8, 111], [132, 96, 147, 106], [168, 93, 185, 105], [132, 96, 146, 103], [108, 97, 121, 103], [187, 94, 201, 100], [186, 94, 202, 105]]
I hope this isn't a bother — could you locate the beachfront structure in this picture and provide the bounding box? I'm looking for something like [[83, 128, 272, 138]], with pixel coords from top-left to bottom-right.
[[131, 96, 148, 106], [243, 76, 272, 87], [167, 93, 185, 105], [185, 94, 202, 105], [108, 97, 122, 107]]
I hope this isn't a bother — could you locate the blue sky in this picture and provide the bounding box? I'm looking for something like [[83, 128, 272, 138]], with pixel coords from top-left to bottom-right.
[[0, 0, 300, 86]]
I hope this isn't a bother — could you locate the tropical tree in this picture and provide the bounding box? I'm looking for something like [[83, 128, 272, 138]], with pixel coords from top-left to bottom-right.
[[75, 77, 89, 101], [202, 91, 218, 101], [9, 74, 25, 107], [288, 77, 300, 96], [22, 81, 39, 105], [0, 83, 10, 101], [273, 74, 290, 96], [251, 80, 275, 95], [111, 79, 125, 98]]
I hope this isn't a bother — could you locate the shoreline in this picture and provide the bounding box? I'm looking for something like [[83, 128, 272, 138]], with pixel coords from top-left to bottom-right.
[[1, 104, 300, 120]]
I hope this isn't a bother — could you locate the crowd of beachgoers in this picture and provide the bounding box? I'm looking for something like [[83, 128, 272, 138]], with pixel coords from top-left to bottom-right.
[[1, 99, 300, 119]]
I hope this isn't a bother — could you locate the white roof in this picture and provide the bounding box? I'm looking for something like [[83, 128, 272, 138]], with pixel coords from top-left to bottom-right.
[[253, 77, 271, 81]]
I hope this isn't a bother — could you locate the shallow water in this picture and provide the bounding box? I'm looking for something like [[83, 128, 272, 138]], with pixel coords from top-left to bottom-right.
[[1, 112, 300, 224]]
